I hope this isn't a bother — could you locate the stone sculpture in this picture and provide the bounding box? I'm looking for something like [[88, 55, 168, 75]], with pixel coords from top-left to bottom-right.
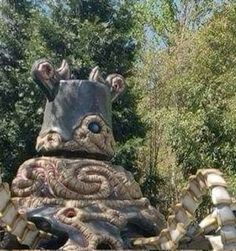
[[0, 59, 235, 250]]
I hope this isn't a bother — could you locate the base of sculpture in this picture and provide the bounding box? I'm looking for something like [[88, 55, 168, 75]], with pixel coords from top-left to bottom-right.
[[10, 157, 165, 250], [0, 159, 234, 250]]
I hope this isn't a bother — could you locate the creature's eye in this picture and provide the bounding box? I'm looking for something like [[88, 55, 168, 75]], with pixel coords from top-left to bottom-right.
[[88, 121, 101, 134]]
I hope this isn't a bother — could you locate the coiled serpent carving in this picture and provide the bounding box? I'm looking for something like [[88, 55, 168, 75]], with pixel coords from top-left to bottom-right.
[[0, 167, 236, 250]]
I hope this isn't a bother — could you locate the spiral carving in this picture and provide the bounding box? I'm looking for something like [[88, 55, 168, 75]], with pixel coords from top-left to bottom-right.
[[11, 162, 236, 250], [12, 157, 142, 200], [11, 157, 165, 250]]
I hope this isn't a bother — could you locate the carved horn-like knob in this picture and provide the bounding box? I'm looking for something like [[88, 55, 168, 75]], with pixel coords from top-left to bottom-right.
[[31, 59, 70, 101], [106, 74, 125, 101], [89, 66, 105, 83], [56, 60, 70, 80]]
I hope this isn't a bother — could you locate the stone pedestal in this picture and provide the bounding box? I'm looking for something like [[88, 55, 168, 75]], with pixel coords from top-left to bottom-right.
[[11, 157, 165, 250]]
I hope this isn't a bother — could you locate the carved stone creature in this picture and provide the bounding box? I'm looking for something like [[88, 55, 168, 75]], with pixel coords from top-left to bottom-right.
[[0, 59, 236, 250], [3, 59, 166, 250]]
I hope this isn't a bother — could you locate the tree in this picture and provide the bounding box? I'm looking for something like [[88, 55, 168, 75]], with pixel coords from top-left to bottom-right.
[[131, 0, 236, 212], [133, 0, 231, 47], [164, 4, 236, 182]]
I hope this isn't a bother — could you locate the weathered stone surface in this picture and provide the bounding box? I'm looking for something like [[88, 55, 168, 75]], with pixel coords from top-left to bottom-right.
[[12, 157, 143, 200], [11, 157, 165, 249]]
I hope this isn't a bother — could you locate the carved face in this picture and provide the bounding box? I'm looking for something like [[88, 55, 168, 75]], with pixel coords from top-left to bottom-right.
[[31, 60, 125, 159], [36, 114, 115, 158]]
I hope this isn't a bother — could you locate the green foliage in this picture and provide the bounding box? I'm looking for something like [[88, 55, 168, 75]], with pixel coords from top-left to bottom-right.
[[165, 6, 236, 177], [132, 0, 224, 47], [0, 0, 145, 182], [133, 2, 236, 212]]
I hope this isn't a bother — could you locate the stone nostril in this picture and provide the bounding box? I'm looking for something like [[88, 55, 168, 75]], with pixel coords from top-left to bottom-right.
[[63, 208, 77, 218]]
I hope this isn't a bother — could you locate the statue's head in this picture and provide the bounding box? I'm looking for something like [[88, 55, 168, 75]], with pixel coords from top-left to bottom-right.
[[31, 59, 125, 160]]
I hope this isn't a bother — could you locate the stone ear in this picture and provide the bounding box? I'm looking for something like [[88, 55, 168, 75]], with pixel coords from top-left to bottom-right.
[[105, 74, 125, 102], [31, 59, 70, 101]]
